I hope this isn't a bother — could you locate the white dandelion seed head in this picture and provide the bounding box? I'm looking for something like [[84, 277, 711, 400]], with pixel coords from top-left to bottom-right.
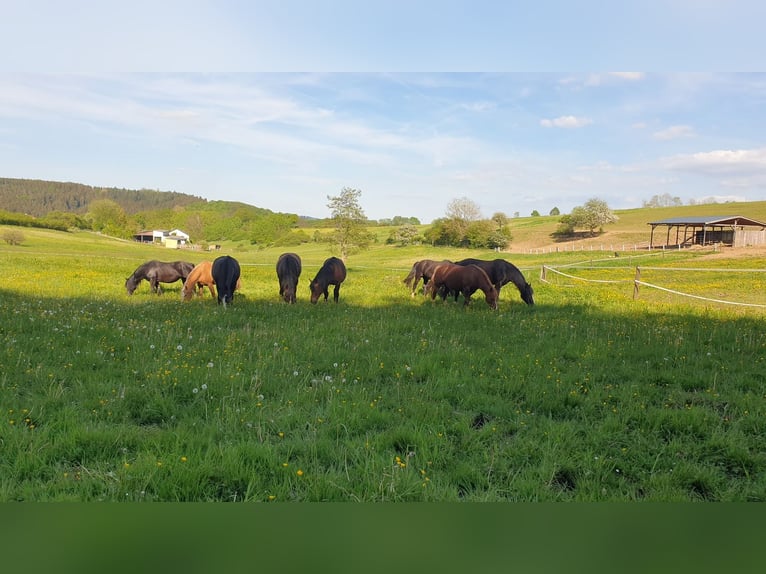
[[150, 344, 155, 350], [192, 388, 199, 394], [207, 362, 214, 368], [293, 371, 299, 376], [201, 384, 208, 391], [177, 345, 183, 351]]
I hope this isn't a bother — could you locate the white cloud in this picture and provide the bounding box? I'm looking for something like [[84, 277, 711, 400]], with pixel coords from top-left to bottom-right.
[[610, 72, 645, 81], [653, 125, 695, 140], [540, 115, 592, 128], [663, 148, 766, 175]]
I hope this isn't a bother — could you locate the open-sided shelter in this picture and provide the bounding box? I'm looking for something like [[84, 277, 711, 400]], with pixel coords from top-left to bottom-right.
[[648, 215, 766, 248]]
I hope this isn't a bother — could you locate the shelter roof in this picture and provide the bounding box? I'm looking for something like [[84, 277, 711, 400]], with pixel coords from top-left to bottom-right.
[[647, 215, 766, 227]]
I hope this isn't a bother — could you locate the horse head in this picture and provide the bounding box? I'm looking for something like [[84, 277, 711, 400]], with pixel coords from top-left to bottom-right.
[[125, 275, 138, 295], [521, 282, 535, 305], [485, 286, 499, 310]]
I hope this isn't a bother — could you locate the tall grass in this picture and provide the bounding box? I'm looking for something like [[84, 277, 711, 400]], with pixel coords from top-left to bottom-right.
[[1, 228, 764, 501]]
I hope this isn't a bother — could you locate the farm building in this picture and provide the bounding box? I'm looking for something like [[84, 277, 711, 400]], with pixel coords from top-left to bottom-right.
[[648, 215, 766, 248], [132, 229, 191, 247]]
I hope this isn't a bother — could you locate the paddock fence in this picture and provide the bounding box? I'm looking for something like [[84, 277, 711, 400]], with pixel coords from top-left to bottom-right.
[[541, 259, 766, 309]]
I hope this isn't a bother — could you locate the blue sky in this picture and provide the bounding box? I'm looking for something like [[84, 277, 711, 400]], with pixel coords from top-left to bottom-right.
[[2, 3, 765, 223]]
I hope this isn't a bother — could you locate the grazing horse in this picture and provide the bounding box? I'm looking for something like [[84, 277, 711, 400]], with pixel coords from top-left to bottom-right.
[[211, 255, 241, 306], [181, 261, 216, 301], [309, 257, 346, 304], [455, 258, 534, 305], [427, 263, 498, 309], [125, 260, 195, 295], [403, 259, 452, 296], [276, 252, 302, 303]]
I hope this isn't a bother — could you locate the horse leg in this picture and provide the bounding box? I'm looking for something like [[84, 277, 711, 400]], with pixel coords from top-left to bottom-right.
[[332, 284, 340, 303]]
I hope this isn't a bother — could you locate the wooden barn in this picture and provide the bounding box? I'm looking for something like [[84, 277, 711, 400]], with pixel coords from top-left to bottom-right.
[[648, 215, 766, 248]]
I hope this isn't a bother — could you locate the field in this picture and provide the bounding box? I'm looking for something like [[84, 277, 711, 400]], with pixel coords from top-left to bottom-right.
[[1, 224, 765, 501]]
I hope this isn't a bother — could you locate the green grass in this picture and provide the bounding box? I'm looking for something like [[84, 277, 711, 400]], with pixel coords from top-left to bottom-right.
[[1, 226, 765, 501]]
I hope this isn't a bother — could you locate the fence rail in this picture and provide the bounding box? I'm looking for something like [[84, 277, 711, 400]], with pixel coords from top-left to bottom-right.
[[541, 263, 766, 308]]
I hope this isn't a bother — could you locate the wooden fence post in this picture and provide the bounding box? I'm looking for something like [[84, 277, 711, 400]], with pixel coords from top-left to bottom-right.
[[633, 267, 641, 300]]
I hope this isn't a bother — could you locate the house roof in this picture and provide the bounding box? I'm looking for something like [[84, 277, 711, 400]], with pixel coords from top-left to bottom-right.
[[648, 215, 766, 227]]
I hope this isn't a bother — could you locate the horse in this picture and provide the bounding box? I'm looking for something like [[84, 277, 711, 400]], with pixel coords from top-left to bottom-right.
[[309, 256, 347, 304], [403, 259, 452, 296], [426, 263, 498, 310], [211, 255, 241, 306], [125, 260, 195, 295], [276, 252, 302, 303], [181, 261, 215, 301], [454, 257, 534, 305]]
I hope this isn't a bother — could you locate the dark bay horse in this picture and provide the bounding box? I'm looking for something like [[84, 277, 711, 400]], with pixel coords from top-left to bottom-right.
[[309, 257, 346, 304], [276, 252, 302, 303], [427, 263, 498, 309], [212, 255, 241, 306], [125, 260, 195, 295], [455, 258, 534, 305], [403, 259, 452, 296]]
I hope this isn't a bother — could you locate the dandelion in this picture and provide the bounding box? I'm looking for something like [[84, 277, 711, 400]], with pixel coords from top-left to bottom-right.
[[207, 362, 214, 368], [293, 370, 299, 376], [192, 388, 199, 394], [296, 469, 304, 477], [333, 362, 338, 368], [180, 456, 188, 463], [201, 384, 207, 391], [150, 344, 155, 350], [268, 495, 276, 501], [177, 345, 183, 351]]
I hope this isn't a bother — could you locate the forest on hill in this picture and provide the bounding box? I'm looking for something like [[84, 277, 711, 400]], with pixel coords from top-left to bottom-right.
[[0, 177, 305, 246], [0, 178, 206, 217]]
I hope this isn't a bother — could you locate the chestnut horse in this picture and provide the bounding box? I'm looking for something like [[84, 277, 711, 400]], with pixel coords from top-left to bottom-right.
[[426, 263, 498, 309], [454, 258, 534, 305], [125, 260, 194, 295], [403, 258, 452, 296], [211, 255, 241, 306], [276, 252, 302, 303], [309, 257, 346, 303], [181, 261, 243, 301]]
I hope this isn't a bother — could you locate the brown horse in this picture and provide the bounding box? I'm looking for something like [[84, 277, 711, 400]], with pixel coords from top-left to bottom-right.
[[181, 261, 215, 301], [276, 252, 302, 303], [309, 257, 347, 303], [403, 259, 452, 296], [125, 260, 195, 295], [426, 263, 498, 309], [455, 257, 534, 305]]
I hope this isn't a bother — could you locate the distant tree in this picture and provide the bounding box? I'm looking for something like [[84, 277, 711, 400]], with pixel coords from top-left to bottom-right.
[[549, 207, 560, 216], [491, 212, 509, 228], [513, 211, 520, 218], [643, 193, 682, 208], [87, 199, 129, 237], [327, 187, 372, 259], [566, 198, 618, 236], [446, 197, 482, 222], [531, 210, 541, 217], [2, 228, 25, 245], [386, 224, 421, 246]]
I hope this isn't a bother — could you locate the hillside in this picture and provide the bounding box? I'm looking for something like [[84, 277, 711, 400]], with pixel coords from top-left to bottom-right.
[[502, 200, 766, 253], [0, 178, 206, 217]]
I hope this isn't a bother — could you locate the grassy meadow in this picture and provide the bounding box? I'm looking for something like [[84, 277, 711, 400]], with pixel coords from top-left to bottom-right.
[[1, 224, 765, 501]]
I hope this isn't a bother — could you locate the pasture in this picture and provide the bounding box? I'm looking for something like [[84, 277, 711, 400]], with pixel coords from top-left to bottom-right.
[[1, 227, 765, 501]]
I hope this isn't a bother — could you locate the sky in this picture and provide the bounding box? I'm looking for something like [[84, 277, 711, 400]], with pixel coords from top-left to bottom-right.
[[1, 2, 765, 224]]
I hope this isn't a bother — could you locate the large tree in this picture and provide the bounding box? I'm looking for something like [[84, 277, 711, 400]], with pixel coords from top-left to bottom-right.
[[327, 187, 371, 259], [565, 197, 618, 236]]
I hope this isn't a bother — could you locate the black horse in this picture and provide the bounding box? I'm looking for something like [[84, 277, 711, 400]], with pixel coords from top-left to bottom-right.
[[309, 257, 347, 304], [276, 252, 302, 303], [403, 259, 452, 296], [454, 258, 534, 305], [125, 260, 195, 295], [212, 255, 241, 306]]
